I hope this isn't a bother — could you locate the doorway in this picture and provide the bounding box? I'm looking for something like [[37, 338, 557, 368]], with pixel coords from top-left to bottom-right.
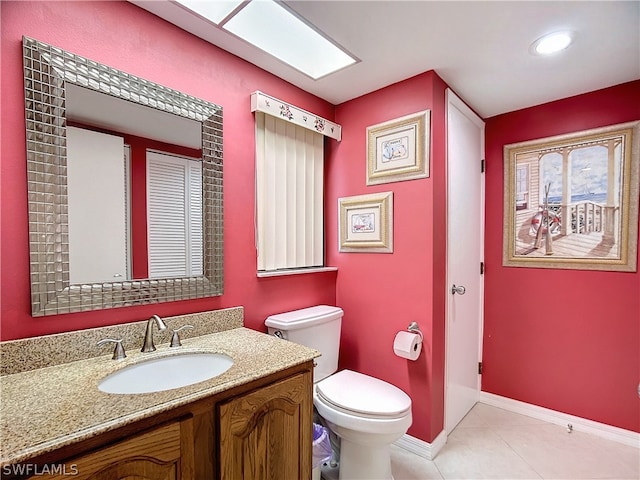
[[445, 90, 485, 433]]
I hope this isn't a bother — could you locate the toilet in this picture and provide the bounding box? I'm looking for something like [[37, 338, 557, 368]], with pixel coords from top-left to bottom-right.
[[265, 305, 412, 480]]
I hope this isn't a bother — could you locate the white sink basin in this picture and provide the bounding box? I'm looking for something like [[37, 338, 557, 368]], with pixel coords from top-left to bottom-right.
[[98, 352, 233, 394]]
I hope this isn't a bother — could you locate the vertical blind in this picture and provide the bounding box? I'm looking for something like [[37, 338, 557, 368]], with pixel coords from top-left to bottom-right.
[[147, 151, 203, 278], [255, 112, 324, 271]]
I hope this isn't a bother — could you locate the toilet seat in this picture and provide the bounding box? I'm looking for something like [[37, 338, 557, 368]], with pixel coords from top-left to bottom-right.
[[316, 369, 411, 419]]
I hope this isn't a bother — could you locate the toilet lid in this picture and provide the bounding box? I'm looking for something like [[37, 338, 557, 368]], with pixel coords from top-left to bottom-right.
[[316, 370, 411, 417]]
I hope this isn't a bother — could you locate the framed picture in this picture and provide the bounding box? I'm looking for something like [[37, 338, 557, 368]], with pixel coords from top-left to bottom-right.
[[503, 121, 639, 271], [366, 110, 430, 185], [339, 192, 393, 253]]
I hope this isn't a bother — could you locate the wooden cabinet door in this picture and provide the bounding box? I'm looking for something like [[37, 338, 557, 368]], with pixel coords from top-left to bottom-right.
[[35, 419, 194, 480], [218, 372, 312, 480]]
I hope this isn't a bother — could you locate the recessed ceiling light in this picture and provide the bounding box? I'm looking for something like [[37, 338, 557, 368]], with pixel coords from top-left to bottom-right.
[[531, 31, 574, 56]]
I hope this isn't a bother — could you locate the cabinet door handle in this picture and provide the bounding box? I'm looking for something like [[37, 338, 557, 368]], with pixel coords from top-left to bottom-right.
[[451, 284, 466, 295]]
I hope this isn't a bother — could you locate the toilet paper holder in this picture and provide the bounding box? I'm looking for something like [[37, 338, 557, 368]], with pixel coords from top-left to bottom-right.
[[407, 321, 424, 343]]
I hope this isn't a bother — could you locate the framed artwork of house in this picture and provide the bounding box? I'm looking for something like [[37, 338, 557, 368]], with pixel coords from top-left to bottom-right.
[[366, 111, 430, 185], [503, 121, 639, 272], [338, 192, 393, 253]]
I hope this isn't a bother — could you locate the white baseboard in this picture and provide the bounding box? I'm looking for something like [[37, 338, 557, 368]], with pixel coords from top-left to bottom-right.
[[479, 391, 640, 448], [394, 429, 447, 461], [394, 394, 638, 462]]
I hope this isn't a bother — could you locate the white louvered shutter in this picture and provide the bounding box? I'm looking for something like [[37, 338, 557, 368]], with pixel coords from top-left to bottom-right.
[[147, 151, 203, 278]]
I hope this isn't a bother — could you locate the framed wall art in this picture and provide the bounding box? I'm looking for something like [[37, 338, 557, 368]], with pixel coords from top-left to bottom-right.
[[503, 121, 639, 271], [338, 192, 393, 253], [366, 110, 430, 185]]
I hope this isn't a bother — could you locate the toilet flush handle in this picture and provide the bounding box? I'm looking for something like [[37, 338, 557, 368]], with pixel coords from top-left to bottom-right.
[[273, 330, 284, 339]]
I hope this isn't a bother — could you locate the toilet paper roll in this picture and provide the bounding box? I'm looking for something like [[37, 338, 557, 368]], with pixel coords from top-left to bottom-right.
[[393, 331, 422, 361]]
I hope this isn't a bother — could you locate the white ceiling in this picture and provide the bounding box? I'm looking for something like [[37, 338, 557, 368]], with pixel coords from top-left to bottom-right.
[[131, 1, 640, 118]]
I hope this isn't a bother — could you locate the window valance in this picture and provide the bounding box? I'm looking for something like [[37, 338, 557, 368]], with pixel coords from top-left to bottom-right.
[[250, 90, 341, 141]]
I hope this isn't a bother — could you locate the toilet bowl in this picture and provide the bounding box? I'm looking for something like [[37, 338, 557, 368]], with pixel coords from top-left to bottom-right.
[[265, 305, 413, 480], [314, 369, 412, 480]]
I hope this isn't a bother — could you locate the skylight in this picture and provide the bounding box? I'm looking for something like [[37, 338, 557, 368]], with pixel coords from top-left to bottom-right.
[[175, 0, 357, 80], [176, 0, 243, 24]]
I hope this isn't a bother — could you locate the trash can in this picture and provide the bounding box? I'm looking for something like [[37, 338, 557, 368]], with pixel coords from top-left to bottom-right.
[[312, 423, 332, 480]]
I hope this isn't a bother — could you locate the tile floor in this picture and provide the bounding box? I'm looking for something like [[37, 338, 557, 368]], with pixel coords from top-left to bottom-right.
[[389, 403, 639, 480]]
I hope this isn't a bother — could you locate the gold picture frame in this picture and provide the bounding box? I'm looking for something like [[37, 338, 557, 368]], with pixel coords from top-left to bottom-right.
[[339, 192, 393, 253], [366, 111, 430, 185], [503, 121, 639, 271]]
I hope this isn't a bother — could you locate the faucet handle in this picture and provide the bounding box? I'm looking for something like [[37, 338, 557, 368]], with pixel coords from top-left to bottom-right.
[[170, 325, 194, 347], [97, 338, 126, 360]]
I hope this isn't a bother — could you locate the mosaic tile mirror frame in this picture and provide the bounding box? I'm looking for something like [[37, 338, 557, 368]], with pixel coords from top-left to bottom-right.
[[23, 36, 224, 316]]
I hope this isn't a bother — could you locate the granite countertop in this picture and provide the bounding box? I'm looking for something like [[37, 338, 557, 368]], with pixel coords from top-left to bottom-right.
[[0, 326, 319, 467]]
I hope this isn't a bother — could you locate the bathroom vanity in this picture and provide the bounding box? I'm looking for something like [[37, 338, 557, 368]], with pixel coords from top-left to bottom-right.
[[7, 363, 312, 480], [0, 313, 318, 480]]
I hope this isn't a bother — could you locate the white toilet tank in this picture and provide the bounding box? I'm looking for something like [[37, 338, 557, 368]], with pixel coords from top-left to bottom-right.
[[265, 305, 343, 382]]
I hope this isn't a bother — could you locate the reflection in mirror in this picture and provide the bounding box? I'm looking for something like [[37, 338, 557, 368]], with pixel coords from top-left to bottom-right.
[[65, 127, 205, 284], [23, 36, 224, 316], [66, 125, 129, 284]]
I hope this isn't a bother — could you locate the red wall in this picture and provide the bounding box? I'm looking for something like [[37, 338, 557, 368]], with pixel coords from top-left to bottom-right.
[[326, 72, 449, 443], [483, 81, 640, 432], [0, 1, 336, 340]]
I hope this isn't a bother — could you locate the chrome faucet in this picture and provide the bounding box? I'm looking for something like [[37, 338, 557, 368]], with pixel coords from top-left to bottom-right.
[[141, 314, 167, 352]]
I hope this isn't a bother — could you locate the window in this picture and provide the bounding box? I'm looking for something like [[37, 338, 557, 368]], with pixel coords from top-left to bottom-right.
[[254, 112, 324, 272], [515, 164, 529, 210]]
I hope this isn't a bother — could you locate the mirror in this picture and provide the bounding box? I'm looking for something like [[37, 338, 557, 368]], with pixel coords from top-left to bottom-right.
[[23, 36, 224, 316]]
